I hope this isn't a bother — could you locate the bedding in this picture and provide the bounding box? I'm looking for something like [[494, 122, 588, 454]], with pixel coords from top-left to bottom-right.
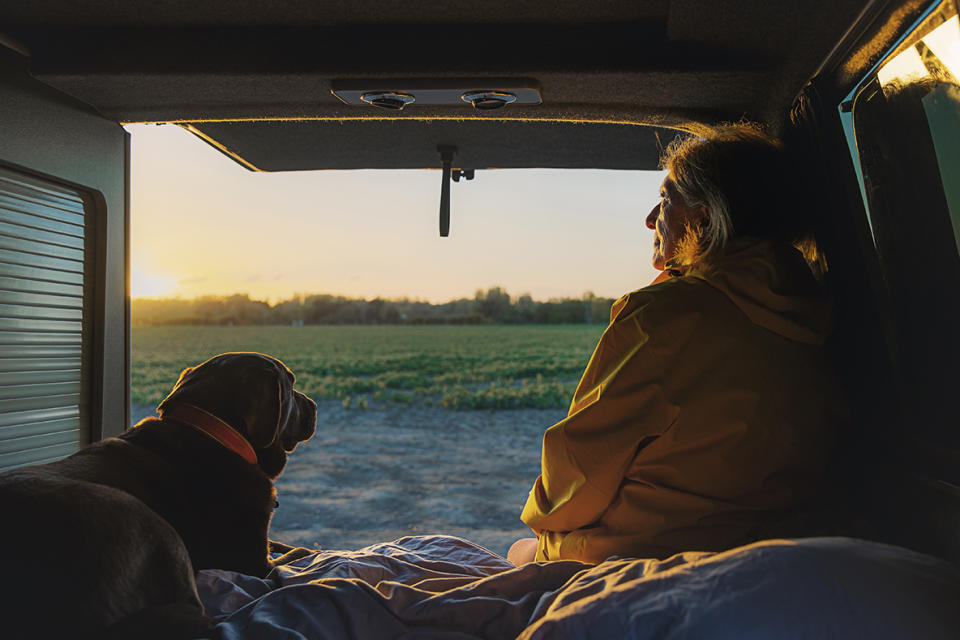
[[197, 535, 960, 639]]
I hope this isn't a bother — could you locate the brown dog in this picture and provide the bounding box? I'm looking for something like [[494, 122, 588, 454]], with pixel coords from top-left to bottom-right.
[[0, 352, 317, 639]]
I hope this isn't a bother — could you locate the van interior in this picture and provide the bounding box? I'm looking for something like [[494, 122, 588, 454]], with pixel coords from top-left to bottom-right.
[[1, 0, 959, 634]]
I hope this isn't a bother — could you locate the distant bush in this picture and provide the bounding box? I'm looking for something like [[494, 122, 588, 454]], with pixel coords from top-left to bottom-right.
[[132, 288, 615, 327], [439, 379, 575, 410]]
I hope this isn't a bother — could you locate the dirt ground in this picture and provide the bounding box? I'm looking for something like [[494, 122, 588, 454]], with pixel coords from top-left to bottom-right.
[[131, 401, 564, 559]]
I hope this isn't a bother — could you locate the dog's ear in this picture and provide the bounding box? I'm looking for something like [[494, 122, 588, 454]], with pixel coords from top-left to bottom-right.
[[243, 369, 283, 449], [157, 366, 196, 414], [156, 353, 288, 450]]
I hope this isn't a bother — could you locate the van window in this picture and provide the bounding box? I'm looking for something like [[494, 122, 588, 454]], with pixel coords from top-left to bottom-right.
[[845, 2, 959, 256], [876, 10, 960, 252], [841, 0, 960, 438]]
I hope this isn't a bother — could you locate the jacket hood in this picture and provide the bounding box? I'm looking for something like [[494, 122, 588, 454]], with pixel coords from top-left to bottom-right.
[[687, 240, 832, 345]]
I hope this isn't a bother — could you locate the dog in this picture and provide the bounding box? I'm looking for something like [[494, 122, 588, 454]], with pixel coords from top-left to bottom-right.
[[0, 352, 317, 639]]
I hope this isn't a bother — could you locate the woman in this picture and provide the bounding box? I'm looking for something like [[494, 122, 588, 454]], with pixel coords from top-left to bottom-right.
[[509, 124, 844, 564]]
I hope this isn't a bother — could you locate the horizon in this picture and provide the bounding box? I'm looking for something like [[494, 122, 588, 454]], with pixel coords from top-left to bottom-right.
[[130, 287, 618, 305], [128, 124, 665, 304]]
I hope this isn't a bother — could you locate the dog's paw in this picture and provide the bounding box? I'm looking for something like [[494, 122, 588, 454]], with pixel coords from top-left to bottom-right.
[[268, 539, 296, 555]]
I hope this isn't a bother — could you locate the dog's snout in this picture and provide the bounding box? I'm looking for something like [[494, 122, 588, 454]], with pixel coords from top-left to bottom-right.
[[300, 392, 317, 431], [283, 391, 317, 450]]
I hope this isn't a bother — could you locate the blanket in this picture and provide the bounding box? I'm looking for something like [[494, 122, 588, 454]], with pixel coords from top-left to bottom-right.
[[197, 535, 960, 639]]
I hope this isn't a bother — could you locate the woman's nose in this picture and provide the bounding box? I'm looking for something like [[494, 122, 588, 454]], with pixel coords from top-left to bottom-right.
[[645, 204, 659, 230]]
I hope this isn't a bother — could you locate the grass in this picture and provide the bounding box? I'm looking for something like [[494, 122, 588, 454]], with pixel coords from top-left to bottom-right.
[[132, 325, 606, 410]]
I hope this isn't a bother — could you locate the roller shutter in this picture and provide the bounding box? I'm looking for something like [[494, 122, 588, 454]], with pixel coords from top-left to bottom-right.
[[0, 166, 90, 471]]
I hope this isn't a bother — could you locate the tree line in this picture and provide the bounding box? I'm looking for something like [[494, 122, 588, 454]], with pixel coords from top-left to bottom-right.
[[131, 287, 617, 326]]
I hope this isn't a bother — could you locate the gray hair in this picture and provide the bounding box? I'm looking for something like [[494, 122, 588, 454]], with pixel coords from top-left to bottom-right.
[[660, 123, 791, 267]]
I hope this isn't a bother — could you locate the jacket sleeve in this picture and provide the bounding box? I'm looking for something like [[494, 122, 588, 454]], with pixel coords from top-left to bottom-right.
[[520, 289, 682, 534]]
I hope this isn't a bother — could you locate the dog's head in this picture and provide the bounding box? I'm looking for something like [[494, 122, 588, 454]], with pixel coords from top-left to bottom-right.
[[157, 352, 317, 478]]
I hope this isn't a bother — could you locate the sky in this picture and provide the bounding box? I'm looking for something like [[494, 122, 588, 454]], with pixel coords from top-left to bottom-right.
[[127, 123, 665, 303]]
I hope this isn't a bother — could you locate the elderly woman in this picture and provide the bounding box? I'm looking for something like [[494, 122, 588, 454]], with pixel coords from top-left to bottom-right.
[[509, 124, 844, 565]]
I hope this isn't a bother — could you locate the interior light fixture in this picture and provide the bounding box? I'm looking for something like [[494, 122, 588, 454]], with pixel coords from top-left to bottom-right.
[[360, 91, 416, 111], [333, 79, 541, 109], [461, 91, 518, 110]]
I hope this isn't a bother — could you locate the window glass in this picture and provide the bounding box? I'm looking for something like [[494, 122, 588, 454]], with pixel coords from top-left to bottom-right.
[[877, 11, 960, 253], [840, 0, 960, 437], [842, 1, 960, 254], [923, 80, 960, 253]]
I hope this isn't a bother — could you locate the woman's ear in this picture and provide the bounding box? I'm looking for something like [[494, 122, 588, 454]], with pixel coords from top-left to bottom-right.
[[694, 204, 709, 230], [671, 219, 708, 267]]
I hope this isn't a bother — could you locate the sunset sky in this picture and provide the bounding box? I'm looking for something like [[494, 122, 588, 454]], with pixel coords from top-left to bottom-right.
[[127, 123, 665, 303]]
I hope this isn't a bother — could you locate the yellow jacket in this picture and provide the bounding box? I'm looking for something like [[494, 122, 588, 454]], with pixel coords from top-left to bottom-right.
[[521, 240, 843, 562]]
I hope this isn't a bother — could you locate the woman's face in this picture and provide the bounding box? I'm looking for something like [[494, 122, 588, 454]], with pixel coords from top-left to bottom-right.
[[645, 174, 708, 271]]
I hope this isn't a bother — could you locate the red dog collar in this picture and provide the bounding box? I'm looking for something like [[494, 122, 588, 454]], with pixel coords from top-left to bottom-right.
[[163, 404, 258, 465]]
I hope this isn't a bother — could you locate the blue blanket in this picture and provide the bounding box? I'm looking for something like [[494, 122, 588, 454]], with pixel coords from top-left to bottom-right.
[[197, 536, 960, 639]]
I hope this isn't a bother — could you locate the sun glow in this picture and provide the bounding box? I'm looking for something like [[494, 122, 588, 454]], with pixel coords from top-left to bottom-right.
[[126, 124, 663, 303], [132, 267, 179, 298], [878, 15, 960, 88]]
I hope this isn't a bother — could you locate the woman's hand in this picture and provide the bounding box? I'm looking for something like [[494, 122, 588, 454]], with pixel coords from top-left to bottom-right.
[[507, 537, 538, 565]]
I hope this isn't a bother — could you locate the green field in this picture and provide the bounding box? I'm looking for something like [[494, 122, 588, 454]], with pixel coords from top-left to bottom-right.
[[132, 325, 606, 410]]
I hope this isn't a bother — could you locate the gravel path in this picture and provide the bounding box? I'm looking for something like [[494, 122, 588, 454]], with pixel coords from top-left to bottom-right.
[[131, 402, 563, 558]]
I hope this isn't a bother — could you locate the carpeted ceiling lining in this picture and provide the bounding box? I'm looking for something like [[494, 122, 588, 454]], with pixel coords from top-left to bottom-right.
[[36, 69, 768, 120], [183, 120, 680, 171], [3, 0, 671, 27], [1, 0, 879, 169]]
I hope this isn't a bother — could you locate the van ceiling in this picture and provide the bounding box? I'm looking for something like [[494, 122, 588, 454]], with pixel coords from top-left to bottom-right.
[[2, 0, 873, 171]]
